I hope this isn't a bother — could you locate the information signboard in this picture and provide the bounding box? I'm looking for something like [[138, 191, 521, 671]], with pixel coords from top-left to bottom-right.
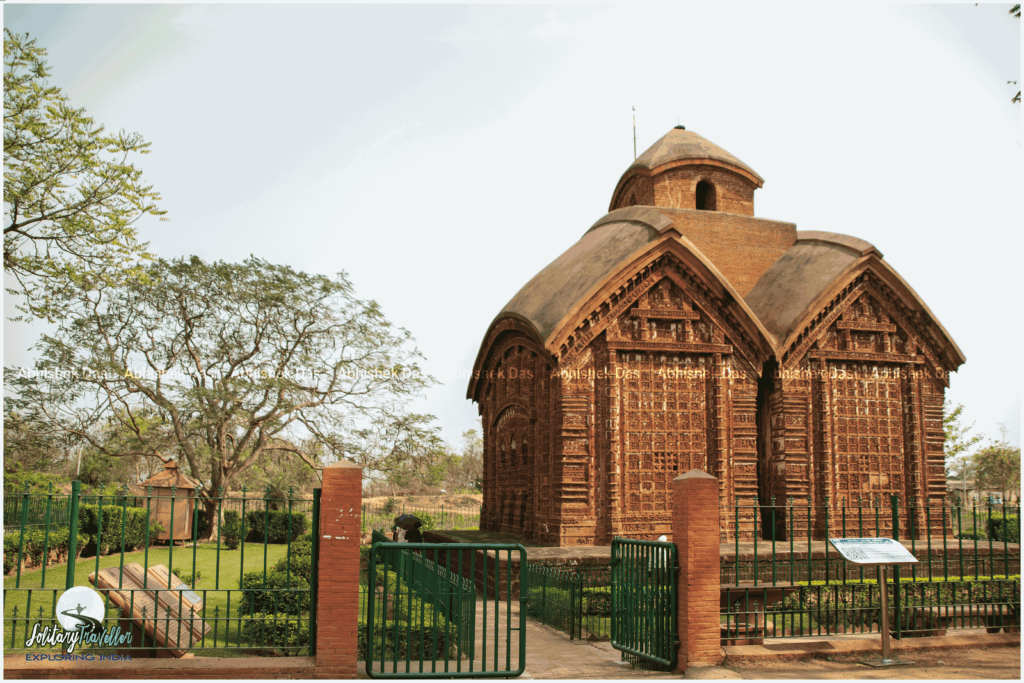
[[829, 537, 919, 565], [828, 538, 918, 668]]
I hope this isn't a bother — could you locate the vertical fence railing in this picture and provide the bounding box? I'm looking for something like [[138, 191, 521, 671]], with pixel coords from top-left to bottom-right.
[[610, 537, 677, 671], [718, 494, 1020, 642], [4, 482, 316, 656], [365, 533, 526, 679], [360, 502, 482, 536]]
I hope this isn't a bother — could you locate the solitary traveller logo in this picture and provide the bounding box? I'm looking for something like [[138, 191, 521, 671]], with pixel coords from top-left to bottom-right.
[[24, 586, 132, 654]]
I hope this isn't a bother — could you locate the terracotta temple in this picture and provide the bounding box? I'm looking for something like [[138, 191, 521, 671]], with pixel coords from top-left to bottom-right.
[[467, 127, 964, 545]]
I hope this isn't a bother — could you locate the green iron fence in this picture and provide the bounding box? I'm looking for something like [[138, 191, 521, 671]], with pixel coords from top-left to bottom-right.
[[366, 531, 526, 678], [720, 494, 1020, 643], [4, 481, 318, 657], [524, 564, 611, 641], [361, 502, 481, 535], [610, 537, 678, 671]]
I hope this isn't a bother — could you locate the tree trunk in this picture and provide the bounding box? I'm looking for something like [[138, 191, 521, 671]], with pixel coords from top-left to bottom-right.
[[201, 494, 221, 542]]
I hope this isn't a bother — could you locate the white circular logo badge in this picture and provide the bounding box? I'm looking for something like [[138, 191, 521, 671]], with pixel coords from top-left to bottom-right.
[[55, 586, 105, 633]]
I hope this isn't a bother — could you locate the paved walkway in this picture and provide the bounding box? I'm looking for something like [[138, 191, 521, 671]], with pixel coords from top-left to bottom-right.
[[357, 598, 678, 679]]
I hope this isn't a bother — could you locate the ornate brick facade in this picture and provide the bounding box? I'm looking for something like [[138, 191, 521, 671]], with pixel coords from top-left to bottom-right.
[[468, 127, 964, 546]]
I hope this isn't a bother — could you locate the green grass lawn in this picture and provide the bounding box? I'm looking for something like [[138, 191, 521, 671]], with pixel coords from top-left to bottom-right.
[[4, 541, 309, 656]]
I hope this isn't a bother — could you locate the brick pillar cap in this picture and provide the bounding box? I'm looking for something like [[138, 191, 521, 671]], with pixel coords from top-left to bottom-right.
[[674, 469, 717, 481], [324, 460, 362, 472]]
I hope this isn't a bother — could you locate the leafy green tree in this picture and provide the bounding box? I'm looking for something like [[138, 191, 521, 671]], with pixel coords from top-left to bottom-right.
[[354, 413, 448, 496], [3, 395, 80, 476], [4, 29, 165, 322], [943, 401, 983, 481], [442, 427, 483, 493], [973, 427, 1021, 502], [6, 255, 435, 536]]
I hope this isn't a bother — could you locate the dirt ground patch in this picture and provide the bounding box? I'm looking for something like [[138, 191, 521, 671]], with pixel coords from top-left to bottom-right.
[[718, 643, 1020, 679]]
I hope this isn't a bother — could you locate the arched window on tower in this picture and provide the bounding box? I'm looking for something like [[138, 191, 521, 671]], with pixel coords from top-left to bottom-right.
[[696, 180, 716, 211], [520, 438, 529, 467], [510, 437, 517, 467]]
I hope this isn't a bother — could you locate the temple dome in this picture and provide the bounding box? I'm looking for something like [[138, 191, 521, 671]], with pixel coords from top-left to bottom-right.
[[628, 126, 763, 183], [609, 127, 764, 214]]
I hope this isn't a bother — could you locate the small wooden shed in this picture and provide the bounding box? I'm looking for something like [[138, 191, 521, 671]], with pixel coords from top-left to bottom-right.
[[141, 461, 200, 542]]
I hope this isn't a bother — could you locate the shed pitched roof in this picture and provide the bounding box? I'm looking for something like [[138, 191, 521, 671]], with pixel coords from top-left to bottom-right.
[[141, 461, 199, 490]]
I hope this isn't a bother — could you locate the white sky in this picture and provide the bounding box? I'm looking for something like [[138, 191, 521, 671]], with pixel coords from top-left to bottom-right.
[[3, 2, 1021, 455]]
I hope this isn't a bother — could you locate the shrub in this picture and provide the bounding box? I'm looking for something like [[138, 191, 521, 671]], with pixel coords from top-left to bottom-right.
[[240, 613, 310, 655], [77, 503, 160, 556], [412, 511, 434, 531], [238, 569, 310, 616], [381, 497, 398, 515], [274, 554, 311, 582], [358, 620, 455, 661], [172, 567, 202, 586], [2, 468, 69, 494], [4, 529, 89, 573], [222, 511, 243, 550], [289, 539, 312, 558], [359, 571, 460, 661], [769, 574, 1020, 636], [245, 509, 307, 544], [987, 514, 1020, 543]]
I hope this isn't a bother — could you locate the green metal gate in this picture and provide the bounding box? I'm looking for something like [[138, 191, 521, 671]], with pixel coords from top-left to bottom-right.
[[366, 537, 527, 678], [610, 537, 678, 670]]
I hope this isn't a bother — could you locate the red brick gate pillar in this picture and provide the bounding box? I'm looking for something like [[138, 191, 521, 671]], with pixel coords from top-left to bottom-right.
[[673, 469, 723, 672], [316, 460, 363, 678]]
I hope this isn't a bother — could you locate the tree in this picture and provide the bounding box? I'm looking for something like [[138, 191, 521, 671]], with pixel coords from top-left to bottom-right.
[[6, 255, 435, 537], [943, 401, 983, 482], [973, 427, 1021, 502], [3, 397, 76, 476], [354, 413, 449, 496], [4, 29, 165, 322], [443, 427, 483, 493]]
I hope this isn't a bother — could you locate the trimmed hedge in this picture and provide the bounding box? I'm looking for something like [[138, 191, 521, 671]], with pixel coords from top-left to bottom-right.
[[770, 573, 1021, 634], [4, 528, 89, 574], [77, 504, 161, 557], [240, 613, 310, 655], [245, 510, 307, 544], [238, 569, 310, 615]]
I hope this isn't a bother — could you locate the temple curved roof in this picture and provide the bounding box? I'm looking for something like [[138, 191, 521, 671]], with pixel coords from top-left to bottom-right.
[[745, 231, 965, 368], [498, 206, 666, 343], [745, 231, 881, 342], [626, 126, 764, 184]]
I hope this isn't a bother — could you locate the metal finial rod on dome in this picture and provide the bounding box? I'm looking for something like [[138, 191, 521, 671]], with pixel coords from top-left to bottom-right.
[[632, 106, 636, 161]]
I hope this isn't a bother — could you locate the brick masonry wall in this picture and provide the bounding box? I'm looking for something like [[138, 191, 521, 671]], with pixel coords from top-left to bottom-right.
[[674, 470, 724, 672], [6, 461, 365, 680], [657, 207, 795, 297], [653, 166, 756, 216], [315, 460, 362, 678]]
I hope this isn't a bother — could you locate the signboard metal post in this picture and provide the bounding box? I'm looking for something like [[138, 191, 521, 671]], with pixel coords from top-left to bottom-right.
[[829, 538, 917, 668]]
